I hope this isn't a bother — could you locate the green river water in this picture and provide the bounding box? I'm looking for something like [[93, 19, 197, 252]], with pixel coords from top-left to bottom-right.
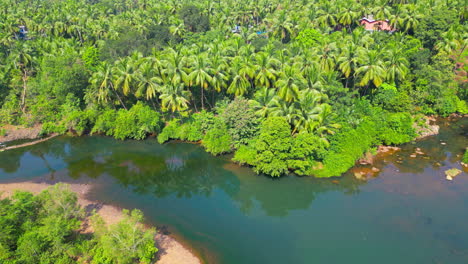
[[0, 117, 467, 264]]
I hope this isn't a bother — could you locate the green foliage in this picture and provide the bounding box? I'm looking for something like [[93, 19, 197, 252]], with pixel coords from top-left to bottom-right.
[[372, 83, 411, 112], [0, 128, 6, 136], [158, 119, 182, 143], [295, 29, 323, 47], [234, 117, 292, 177], [378, 112, 416, 145], [91, 109, 118, 136], [462, 149, 468, 164], [0, 92, 20, 125], [64, 108, 98, 136], [82, 46, 100, 70], [41, 121, 67, 135], [29, 95, 62, 124], [456, 98, 468, 114], [0, 185, 157, 264], [202, 119, 233, 155], [220, 98, 260, 147], [112, 102, 161, 140], [91, 209, 157, 264], [313, 120, 379, 177], [33, 52, 90, 103], [179, 5, 210, 32]]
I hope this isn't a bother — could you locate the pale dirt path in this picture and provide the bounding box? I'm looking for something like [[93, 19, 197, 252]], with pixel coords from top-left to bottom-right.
[[0, 181, 201, 264]]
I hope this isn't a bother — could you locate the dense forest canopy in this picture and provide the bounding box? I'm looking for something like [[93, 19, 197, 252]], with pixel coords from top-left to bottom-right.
[[0, 0, 466, 177]]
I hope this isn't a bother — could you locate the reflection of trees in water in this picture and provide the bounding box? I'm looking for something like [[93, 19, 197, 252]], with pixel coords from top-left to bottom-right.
[[227, 166, 363, 217], [0, 136, 365, 217], [3, 116, 465, 218], [0, 148, 24, 173]]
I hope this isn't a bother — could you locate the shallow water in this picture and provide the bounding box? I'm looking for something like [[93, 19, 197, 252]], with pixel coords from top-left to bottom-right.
[[0, 118, 467, 264]]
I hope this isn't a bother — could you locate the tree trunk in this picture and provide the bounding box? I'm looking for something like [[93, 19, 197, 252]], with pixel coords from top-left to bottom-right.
[[201, 86, 204, 109], [111, 83, 127, 110], [21, 69, 28, 113]]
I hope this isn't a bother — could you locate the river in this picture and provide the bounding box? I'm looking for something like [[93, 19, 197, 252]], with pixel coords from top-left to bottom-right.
[[0, 117, 467, 263]]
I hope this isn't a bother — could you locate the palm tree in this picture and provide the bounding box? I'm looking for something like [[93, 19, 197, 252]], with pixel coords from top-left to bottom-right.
[[163, 49, 189, 87], [293, 89, 326, 134], [276, 64, 304, 102], [113, 58, 136, 97], [135, 61, 162, 102], [266, 11, 294, 42], [253, 52, 279, 88], [8, 43, 35, 113], [227, 57, 252, 97], [337, 43, 360, 88], [188, 54, 213, 109], [271, 99, 298, 125], [90, 62, 127, 109], [250, 87, 276, 117], [355, 49, 386, 92], [384, 46, 409, 85], [160, 83, 191, 113]]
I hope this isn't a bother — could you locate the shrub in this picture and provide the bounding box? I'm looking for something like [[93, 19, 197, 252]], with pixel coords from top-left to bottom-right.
[[157, 119, 181, 144], [41, 121, 67, 135], [0, 128, 6, 136], [313, 120, 378, 177], [372, 83, 411, 112], [202, 120, 232, 155], [91, 109, 117, 136], [220, 97, 260, 147], [64, 109, 98, 136], [112, 102, 161, 140], [234, 117, 292, 177], [378, 112, 416, 145]]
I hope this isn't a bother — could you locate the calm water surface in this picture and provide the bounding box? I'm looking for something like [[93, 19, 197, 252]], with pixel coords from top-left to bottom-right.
[[1, 118, 467, 264]]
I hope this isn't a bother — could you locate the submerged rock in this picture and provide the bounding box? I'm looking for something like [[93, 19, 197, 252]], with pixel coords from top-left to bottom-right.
[[445, 168, 462, 181]]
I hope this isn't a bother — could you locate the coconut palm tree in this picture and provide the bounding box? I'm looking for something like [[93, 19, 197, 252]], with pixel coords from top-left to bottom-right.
[[188, 54, 213, 109], [227, 57, 252, 97], [253, 52, 279, 88], [250, 87, 277, 117], [384, 46, 409, 85], [276, 64, 304, 102], [90, 62, 127, 109], [113, 58, 136, 97], [355, 49, 386, 92], [160, 83, 191, 113], [135, 60, 162, 102]]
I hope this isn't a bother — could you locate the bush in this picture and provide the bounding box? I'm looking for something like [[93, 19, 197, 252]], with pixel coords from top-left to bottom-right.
[[157, 119, 181, 144], [0, 185, 157, 264], [91, 109, 117, 136], [41, 121, 67, 135], [112, 102, 161, 140], [378, 112, 416, 145], [313, 120, 378, 177], [220, 97, 260, 147], [64, 109, 98, 136], [202, 120, 232, 155], [372, 83, 412, 112], [0, 128, 6, 136]]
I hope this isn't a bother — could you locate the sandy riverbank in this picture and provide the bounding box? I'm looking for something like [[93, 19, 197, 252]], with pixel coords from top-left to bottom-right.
[[0, 181, 201, 264]]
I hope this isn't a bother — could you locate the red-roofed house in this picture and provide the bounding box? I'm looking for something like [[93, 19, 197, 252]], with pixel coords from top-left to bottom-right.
[[359, 17, 395, 32]]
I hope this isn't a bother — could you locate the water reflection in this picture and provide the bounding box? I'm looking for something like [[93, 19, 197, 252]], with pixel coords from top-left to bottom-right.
[[0, 135, 367, 217]]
